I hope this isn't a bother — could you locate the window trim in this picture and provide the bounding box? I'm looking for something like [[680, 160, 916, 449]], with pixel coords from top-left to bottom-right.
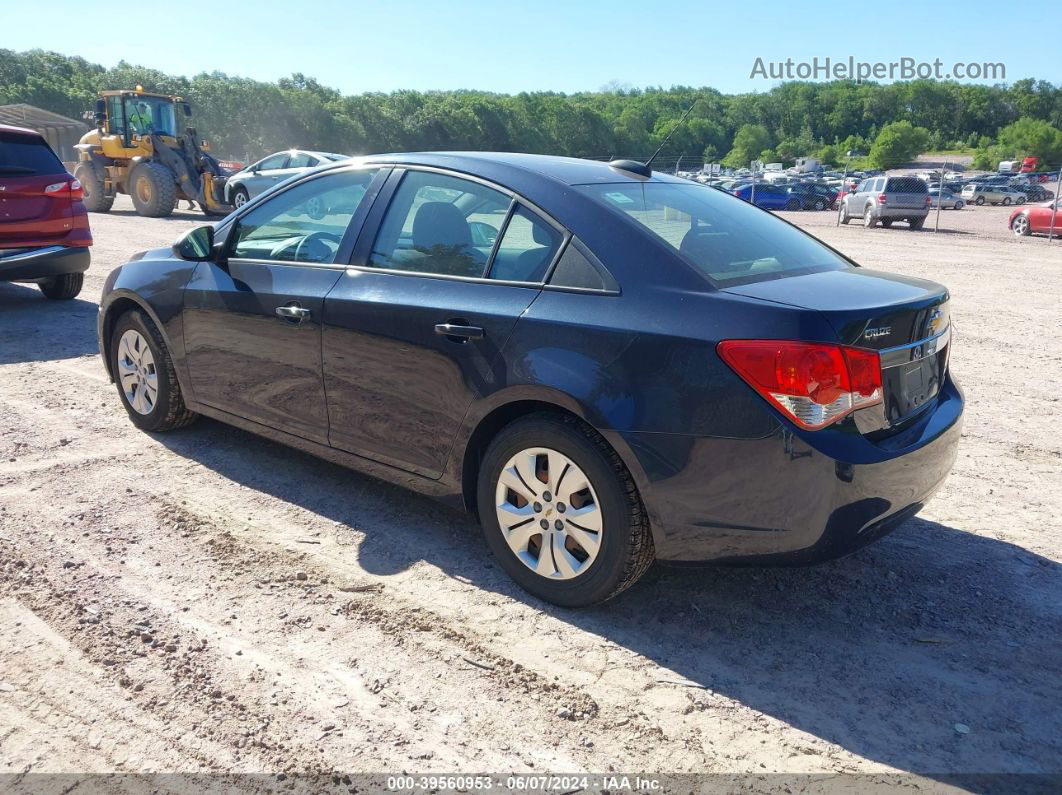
[[223, 164, 390, 269]]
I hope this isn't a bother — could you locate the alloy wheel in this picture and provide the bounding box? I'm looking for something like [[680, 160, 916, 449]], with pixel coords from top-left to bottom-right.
[[1013, 215, 1030, 236], [116, 329, 158, 415], [494, 447, 602, 580], [233, 191, 248, 208]]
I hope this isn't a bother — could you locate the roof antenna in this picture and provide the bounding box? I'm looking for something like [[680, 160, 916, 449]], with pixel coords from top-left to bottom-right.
[[609, 102, 697, 178]]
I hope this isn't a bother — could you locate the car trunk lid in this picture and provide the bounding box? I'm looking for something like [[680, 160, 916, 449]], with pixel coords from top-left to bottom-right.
[[722, 268, 951, 429], [0, 130, 72, 241]]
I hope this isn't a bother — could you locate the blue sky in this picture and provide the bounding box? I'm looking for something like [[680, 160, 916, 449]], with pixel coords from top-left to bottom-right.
[[3, 0, 1058, 94]]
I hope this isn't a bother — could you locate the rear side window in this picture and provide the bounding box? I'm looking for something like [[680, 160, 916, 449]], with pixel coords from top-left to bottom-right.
[[487, 206, 563, 282], [582, 182, 850, 287], [0, 131, 65, 176], [369, 170, 509, 278], [886, 177, 928, 193]]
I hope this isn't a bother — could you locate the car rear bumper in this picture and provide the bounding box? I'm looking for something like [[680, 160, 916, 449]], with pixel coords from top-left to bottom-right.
[[876, 207, 930, 219], [0, 246, 91, 282], [616, 376, 963, 565]]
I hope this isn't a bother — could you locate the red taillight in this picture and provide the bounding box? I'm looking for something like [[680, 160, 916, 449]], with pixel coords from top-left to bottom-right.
[[878, 193, 888, 204], [44, 179, 83, 200], [717, 340, 883, 430]]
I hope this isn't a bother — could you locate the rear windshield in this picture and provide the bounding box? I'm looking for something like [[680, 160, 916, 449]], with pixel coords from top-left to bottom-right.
[[581, 182, 850, 286], [0, 131, 65, 176], [885, 177, 928, 193]]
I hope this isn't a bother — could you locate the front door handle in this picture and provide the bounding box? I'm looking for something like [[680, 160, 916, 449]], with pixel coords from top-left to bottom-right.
[[435, 322, 484, 341], [276, 304, 311, 322]]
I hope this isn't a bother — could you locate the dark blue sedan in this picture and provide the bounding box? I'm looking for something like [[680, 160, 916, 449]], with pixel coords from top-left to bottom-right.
[[731, 182, 802, 210], [98, 152, 962, 607]]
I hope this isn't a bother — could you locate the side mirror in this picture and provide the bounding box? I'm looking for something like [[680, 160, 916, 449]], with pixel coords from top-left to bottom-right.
[[173, 225, 215, 262]]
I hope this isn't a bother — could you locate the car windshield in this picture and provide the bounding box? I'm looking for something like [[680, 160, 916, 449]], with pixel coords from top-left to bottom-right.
[[582, 182, 850, 286], [0, 131, 65, 175]]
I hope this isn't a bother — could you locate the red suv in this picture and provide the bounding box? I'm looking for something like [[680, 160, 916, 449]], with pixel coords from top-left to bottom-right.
[[1, 124, 92, 299]]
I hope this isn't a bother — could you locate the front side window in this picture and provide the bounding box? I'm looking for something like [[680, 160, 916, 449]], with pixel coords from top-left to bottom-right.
[[257, 154, 289, 171], [230, 168, 379, 264], [369, 170, 510, 277], [582, 181, 850, 287]]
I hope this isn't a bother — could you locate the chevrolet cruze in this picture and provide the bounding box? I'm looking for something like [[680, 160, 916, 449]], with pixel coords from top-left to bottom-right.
[[98, 153, 962, 607]]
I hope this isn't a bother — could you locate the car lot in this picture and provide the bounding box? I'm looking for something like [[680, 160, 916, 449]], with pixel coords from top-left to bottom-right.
[[1, 195, 1059, 781]]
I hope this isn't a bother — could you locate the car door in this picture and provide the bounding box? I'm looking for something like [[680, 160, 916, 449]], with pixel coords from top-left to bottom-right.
[[244, 153, 291, 198], [321, 167, 566, 478], [182, 165, 388, 443]]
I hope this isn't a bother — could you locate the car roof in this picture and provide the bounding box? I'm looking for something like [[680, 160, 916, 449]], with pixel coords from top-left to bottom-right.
[[359, 151, 689, 187], [0, 123, 42, 138]]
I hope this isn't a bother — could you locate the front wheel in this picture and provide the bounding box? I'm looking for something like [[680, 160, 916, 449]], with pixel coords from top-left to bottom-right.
[[129, 162, 177, 218], [111, 309, 198, 432], [477, 414, 654, 607], [838, 205, 850, 225], [1012, 214, 1031, 236], [231, 186, 250, 209]]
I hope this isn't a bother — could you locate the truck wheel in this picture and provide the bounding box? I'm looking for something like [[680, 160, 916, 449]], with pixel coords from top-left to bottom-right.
[[74, 162, 114, 213], [477, 413, 654, 607], [38, 273, 83, 300], [129, 162, 177, 218]]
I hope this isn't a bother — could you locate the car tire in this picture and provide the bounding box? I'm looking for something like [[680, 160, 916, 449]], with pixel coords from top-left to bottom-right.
[[305, 196, 327, 220], [863, 207, 877, 228], [909, 217, 925, 230], [954, 200, 964, 210], [785, 198, 800, 211], [838, 205, 850, 225], [74, 162, 114, 213], [38, 272, 83, 300], [129, 162, 177, 218], [110, 309, 198, 432], [976, 196, 986, 206], [1002, 197, 1012, 206], [813, 199, 825, 211], [232, 186, 250, 209], [1012, 214, 1032, 237], [880, 219, 893, 228], [476, 413, 654, 607]]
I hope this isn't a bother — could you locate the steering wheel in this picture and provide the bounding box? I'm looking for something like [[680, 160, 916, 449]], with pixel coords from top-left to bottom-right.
[[292, 231, 343, 263]]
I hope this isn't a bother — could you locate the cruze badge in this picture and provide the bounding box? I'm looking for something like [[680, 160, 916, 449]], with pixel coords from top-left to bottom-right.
[[864, 326, 892, 340]]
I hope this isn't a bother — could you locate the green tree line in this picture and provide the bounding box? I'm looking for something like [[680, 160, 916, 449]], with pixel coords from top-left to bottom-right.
[[3, 49, 1062, 169]]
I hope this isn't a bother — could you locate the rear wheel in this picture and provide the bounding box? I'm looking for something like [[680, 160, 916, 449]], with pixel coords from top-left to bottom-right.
[[976, 196, 986, 206], [111, 309, 198, 432], [1012, 214, 1031, 236], [863, 206, 877, 228], [954, 200, 964, 210], [785, 198, 801, 211], [74, 162, 114, 213], [477, 414, 654, 607], [129, 162, 177, 218], [38, 272, 83, 300], [880, 219, 893, 228], [1002, 197, 1012, 206], [813, 198, 826, 211], [909, 217, 925, 230]]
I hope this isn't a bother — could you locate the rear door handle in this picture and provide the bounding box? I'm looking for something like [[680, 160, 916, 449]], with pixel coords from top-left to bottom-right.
[[435, 323, 484, 341], [276, 304, 311, 322]]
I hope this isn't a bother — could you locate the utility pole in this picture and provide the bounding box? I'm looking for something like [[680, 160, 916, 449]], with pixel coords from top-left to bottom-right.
[[934, 160, 947, 233]]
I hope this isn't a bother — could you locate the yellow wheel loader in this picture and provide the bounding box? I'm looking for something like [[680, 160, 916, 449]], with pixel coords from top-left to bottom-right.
[[74, 87, 232, 218]]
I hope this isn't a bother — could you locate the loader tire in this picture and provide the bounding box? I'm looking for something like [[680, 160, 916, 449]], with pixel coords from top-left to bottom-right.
[[74, 162, 114, 213], [129, 162, 177, 218]]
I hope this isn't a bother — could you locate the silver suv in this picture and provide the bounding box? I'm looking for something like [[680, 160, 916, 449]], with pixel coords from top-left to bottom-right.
[[839, 175, 930, 229]]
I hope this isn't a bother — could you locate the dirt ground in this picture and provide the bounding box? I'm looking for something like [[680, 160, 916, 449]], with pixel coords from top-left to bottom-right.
[[1, 196, 1060, 789]]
